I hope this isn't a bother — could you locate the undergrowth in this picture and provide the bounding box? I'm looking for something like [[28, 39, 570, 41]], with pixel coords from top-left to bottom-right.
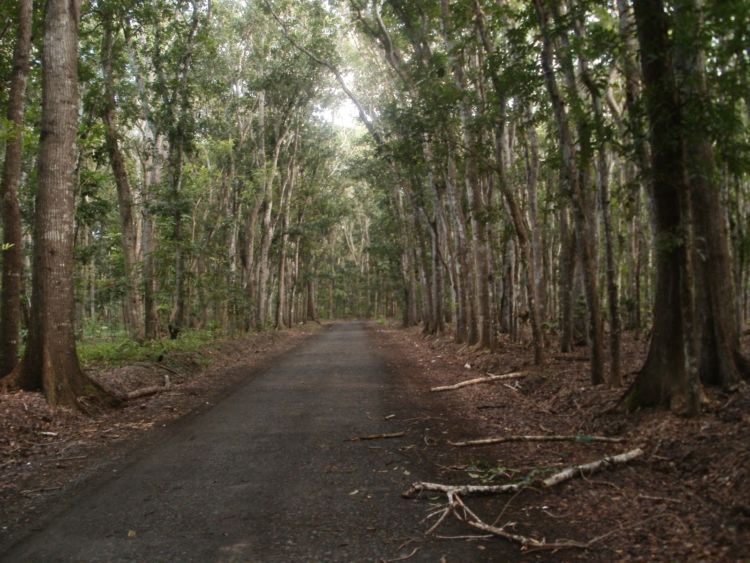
[[78, 330, 225, 368]]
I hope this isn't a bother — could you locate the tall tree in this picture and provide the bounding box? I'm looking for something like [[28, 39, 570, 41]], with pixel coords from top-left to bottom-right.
[[622, 0, 702, 414], [1, 0, 117, 409], [99, 4, 144, 341], [0, 0, 32, 376]]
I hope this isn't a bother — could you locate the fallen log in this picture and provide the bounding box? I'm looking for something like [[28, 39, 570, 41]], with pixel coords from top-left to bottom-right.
[[402, 448, 644, 498], [449, 434, 625, 447], [430, 371, 526, 393]]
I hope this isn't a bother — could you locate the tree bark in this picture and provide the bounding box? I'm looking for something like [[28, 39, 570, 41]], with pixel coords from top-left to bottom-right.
[[673, 0, 749, 386], [2, 0, 118, 410], [0, 0, 32, 377], [622, 0, 701, 414]]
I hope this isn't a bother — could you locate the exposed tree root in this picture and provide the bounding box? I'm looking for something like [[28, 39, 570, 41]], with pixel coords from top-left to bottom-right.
[[430, 371, 526, 392], [448, 434, 625, 447]]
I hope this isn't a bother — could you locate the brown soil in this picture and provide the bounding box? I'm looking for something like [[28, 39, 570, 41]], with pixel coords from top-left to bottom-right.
[[374, 325, 750, 561], [0, 324, 320, 545]]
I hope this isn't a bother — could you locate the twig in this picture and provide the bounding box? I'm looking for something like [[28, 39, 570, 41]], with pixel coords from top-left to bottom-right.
[[435, 534, 494, 541], [449, 434, 625, 447], [637, 494, 682, 504], [348, 431, 406, 442], [56, 455, 88, 462], [450, 492, 588, 551], [153, 363, 181, 376], [381, 547, 420, 562], [430, 371, 526, 392]]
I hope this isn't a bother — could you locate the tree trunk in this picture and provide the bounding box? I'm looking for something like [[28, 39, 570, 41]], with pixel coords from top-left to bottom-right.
[[559, 207, 576, 352], [275, 152, 297, 329], [0, 0, 32, 377], [622, 0, 701, 414], [2, 0, 118, 410], [142, 127, 161, 340], [306, 277, 317, 322], [534, 0, 605, 384], [673, 0, 749, 386], [575, 24, 621, 386], [101, 11, 144, 341]]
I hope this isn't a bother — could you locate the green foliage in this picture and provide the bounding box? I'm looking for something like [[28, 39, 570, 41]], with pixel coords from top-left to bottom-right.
[[78, 329, 220, 368]]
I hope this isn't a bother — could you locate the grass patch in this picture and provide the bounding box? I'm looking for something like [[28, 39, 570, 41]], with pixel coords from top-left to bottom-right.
[[78, 329, 224, 369]]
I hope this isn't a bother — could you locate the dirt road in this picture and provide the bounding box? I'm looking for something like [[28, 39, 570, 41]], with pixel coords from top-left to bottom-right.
[[0, 322, 508, 562]]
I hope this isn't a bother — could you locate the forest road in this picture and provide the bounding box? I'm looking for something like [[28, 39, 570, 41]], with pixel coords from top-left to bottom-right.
[[0, 322, 508, 562]]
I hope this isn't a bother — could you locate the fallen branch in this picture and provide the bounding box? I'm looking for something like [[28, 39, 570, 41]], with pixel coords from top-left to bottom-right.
[[449, 434, 625, 447], [409, 452, 644, 551], [402, 448, 643, 498], [430, 371, 526, 392], [448, 491, 587, 551], [122, 375, 171, 401], [348, 431, 406, 442], [541, 448, 643, 488]]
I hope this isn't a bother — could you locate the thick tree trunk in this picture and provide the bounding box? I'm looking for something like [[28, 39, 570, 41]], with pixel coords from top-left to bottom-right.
[[2, 0, 118, 410], [0, 0, 32, 377], [673, 0, 749, 386], [306, 277, 317, 322], [101, 12, 144, 341], [622, 0, 701, 414]]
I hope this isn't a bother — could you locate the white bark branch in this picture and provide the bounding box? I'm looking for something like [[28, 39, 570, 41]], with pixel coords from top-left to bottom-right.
[[402, 448, 644, 498], [430, 371, 526, 392], [449, 434, 625, 447]]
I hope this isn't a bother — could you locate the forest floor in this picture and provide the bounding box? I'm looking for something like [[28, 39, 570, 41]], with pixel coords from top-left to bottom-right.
[[376, 324, 750, 561], [0, 323, 322, 549]]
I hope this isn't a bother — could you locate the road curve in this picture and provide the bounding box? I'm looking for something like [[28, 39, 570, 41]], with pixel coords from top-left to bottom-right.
[[1, 322, 509, 562]]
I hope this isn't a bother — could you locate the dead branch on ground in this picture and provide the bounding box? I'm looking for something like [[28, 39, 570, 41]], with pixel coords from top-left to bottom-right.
[[348, 431, 406, 442], [122, 375, 171, 401], [402, 448, 643, 498], [430, 371, 526, 392], [449, 434, 625, 447], [405, 449, 644, 551]]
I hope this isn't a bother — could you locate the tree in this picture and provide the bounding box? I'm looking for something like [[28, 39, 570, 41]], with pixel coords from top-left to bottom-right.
[[99, 3, 144, 341], [1, 0, 118, 410], [622, 0, 702, 414], [0, 0, 32, 376]]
